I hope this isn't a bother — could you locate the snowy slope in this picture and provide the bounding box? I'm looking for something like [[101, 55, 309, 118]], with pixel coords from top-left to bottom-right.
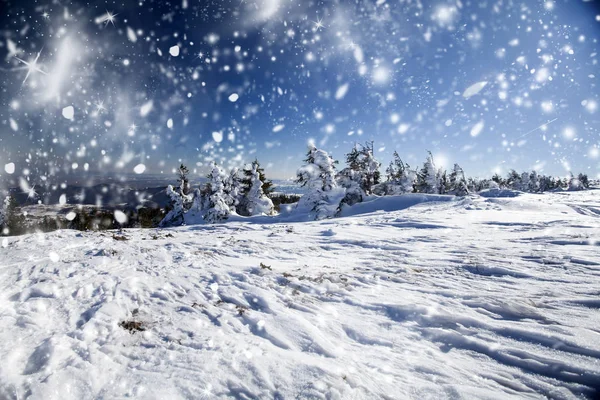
[[0, 191, 599, 399]]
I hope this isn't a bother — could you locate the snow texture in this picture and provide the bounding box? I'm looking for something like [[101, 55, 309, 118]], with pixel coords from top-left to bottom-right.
[[0, 190, 599, 399]]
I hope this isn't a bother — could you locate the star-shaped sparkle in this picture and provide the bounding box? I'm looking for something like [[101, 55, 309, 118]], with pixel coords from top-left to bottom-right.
[[101, 10, 118, 26], [313, 17, 325, 31], [14, 50, 47, 86]]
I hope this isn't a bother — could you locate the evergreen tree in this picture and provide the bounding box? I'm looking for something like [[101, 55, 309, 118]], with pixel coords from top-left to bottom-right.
[[520, 172, 530, 192], [415, 151, 438, 193], [0, 196, 8, 234], [241, 159, 273, 197], [437, 168, 449, 194], [506, 169, 521, 190], [528, 171, 540, 193], [159, 185, 185, 227], [381, 152, 415, 195], [296, 145, 344, 220], [577, 173, 590, 189], [223, 167, 242, 213], [245, 163, 275, 215], [177, 164, 191, 195], [448, 164, 469, 196], [338, 142, 382, 205], [203, 163, 231, 223], [491, 173, 505, 188]]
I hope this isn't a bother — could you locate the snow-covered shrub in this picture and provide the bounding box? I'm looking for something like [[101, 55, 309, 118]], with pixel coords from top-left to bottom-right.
[[159, 185, 185, 227], [296, 145, 345, 220]]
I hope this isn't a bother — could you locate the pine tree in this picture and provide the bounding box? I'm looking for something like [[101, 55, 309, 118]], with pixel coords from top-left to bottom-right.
[[296, 145, 344, 220], [241, 159, 273, 197], [177, 164, 191, 195], [203, 163, 231, 223], [577, 173, 590, 189], [528, 171, 540, 193], [491, 173, 505, 188], [223, 167, 242, 213], [437, 168, 448, 194], [159, 185, 185, 227], [448, 164, 469, 196], [520, 172, 530, 192], [0, 196, 8, 233], [245, 163, 275, 215], [415, 151, 438, 194], [338, 142, 382, 204], [506, 170, 521, 190]]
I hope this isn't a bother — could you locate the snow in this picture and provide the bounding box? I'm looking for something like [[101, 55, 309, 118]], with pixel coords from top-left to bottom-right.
[[169, 45, 180, 57], [272, 124, 285, 133], [212, 131, 223, 143], [114, 210, 128, 224], [462, 81, 488, 98], [133, 164, 146, 174], [9, 118, 18, 131], [335, 83, 349, 100], [228, 93, 239, 102], [1, 191, 599, 398], [62, 106, 74, 120], [470, 120, 485, 137], [139, 100, 153, 117], [4, 163, 15, 174]]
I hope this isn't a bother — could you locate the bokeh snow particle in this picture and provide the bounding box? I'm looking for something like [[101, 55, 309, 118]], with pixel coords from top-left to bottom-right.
[[462, 82, 488, 98], [4, 163, 15, 174], [114, 210, 128, 224], [134, 164, 146, 174], [62, 106, 75, 120], [169, 45, 180, 57]]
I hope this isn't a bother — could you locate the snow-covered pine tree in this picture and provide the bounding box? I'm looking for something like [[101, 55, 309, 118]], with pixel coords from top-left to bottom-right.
[[491, 173, 505, 188], [382, 152, 416, 195], [528, 171, 540, 193], [415, 151, 438, 194], [520, 171, 530, 192], [296, 144, 344, 220], [159, 185, 185, 227], [577, 173, 589, 189], [437, 168, 448, 194], [448, 164, 469, 196], [338, 142, 381, 204], [361, 142, 381, 194], [245, 163, 275, 215], [223, 167, 242, 213], [203, 163, 231, 223], [177, 164, 191, 196], [506, 170, 521, 190], [0, 196, 7, 232]]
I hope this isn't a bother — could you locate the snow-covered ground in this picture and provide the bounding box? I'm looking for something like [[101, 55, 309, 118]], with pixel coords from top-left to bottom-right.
[[0, 191, 599, 399]]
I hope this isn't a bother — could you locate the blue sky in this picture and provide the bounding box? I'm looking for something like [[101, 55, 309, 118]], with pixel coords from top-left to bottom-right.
[[1, 0, 599, 187]]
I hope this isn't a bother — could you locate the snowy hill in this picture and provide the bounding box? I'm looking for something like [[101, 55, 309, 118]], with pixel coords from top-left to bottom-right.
[[0, 191, 599, 399]]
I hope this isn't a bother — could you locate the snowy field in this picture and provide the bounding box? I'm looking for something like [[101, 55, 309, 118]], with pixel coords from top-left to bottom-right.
[[0, 190, 599, 399]]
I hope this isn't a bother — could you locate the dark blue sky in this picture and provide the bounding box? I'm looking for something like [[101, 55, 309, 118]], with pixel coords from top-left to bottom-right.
[[1, 0, 599, 188]]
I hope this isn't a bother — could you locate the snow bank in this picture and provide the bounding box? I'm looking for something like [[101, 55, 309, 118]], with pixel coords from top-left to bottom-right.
[[1, 191, 599, 399], [338, 193, 456, 217]]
